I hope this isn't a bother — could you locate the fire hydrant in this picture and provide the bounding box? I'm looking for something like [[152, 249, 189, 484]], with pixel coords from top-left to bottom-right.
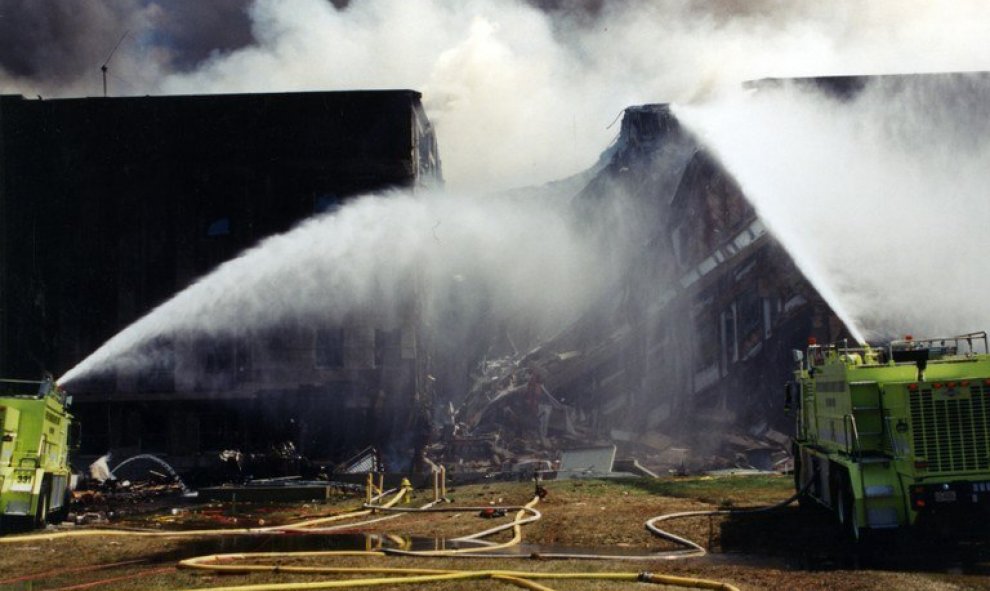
[[400, 477, 412, 504]]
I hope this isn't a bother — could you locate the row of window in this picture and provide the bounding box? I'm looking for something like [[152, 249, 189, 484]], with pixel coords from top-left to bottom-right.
[[121, 327, 408, 393], [693, 289, 785, 392]]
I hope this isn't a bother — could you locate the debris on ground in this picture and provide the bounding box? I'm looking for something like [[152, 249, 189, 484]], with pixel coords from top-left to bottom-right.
[[424, 346, 794, 480]]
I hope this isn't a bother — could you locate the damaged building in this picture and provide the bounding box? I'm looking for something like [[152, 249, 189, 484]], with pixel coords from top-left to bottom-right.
[[443, 72, 990, 474], [441, 84, 873, 474], [0, 90, 441, 472], [4, 74, 968, 479]]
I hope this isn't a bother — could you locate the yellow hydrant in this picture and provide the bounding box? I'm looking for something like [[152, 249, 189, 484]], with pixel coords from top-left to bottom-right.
[[400, 477, 413, 504]]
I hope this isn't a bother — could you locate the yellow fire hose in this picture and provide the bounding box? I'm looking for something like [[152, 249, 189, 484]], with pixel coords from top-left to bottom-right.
[[383, 496, 541, 556], [644, 474, 811, 558], [177, 551, 740, 591], [2, 480, 747, 591], [0, 487, 409, 543], [267, 491, 453, 537], [274, 486, 421, 533], [173, 492, 742, 591]]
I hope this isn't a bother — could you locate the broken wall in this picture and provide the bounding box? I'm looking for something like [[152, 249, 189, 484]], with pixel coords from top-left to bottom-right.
[[449, 102, 850, 470]]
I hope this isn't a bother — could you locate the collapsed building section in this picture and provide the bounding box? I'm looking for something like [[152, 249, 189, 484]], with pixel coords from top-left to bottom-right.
[[0, 90, 441, 473], [441, 100, 853, 474]]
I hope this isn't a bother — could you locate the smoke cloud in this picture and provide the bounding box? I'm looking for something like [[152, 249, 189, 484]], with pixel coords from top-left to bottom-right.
[[4, 1, 990, 191], [0, 0, 256, 96], [675, 73, 990, 341]]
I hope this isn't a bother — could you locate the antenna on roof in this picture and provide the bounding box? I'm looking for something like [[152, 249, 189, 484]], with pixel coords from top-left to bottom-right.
[[101, 30, 129, 97]]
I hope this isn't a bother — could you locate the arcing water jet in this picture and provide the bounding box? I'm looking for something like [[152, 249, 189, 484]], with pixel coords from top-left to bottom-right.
[[674, 73, 990, 340], [58, 188, 619, 387]]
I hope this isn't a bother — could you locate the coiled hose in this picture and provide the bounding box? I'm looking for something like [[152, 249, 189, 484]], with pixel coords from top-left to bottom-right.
[[645, 474, 811, 557]]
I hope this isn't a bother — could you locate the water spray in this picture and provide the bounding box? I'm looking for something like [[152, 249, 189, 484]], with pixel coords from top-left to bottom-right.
[[674, 74, 990, 341], [58, 188, 617, 386]]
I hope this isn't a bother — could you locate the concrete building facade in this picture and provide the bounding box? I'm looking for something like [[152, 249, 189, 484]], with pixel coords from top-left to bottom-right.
[[0, 90, 441, 469]]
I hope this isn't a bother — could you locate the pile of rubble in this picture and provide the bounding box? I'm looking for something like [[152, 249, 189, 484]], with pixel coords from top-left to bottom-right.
[[70, 475, 187, 524], [427, 424, 791, 480], [428, 347, 793, 479]]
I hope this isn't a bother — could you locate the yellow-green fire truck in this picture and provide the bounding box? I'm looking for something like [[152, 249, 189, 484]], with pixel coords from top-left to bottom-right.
[[0, 378, 74, 531], [790, 332, 990, 539]]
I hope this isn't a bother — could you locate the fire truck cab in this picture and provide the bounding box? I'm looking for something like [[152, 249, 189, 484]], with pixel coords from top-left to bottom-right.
[[0, 378, 75, 531]]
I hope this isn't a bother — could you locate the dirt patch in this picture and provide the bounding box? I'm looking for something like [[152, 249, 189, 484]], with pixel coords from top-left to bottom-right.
[[1, 475, 988, 591]]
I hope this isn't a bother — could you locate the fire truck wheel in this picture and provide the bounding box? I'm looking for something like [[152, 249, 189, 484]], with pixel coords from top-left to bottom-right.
[[48, 486, 70, 524], [835, 474, 861, 541], [792, 448, 807, 509], [792, 444, 813, 512], [35, 479, 51, 527]]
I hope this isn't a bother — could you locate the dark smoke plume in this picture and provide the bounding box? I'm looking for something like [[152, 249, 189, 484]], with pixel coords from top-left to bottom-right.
[[0, 0, 255, 96], [0, 1, 138, 86], [143, 1, 255, 71]]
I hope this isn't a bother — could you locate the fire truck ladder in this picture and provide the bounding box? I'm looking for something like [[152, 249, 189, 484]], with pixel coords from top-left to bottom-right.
[[843, 381, 900, 529]]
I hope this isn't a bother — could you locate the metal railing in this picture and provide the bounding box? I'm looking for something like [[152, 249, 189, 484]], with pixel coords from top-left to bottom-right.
[[843, 413, 863, 456], [889, 331, 988, 360]]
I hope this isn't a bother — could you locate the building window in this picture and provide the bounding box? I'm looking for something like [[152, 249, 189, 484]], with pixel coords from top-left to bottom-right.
[[137, 337, 175, 392], [720, 303, 738, 373], [736, 290, 763, 359], [314, 194, 340, 214], [207, 217, 231, 237], [763, 297, 774, 339], [374, 329, 401, 367], [693, 314, 721, 393], [316, 328, 345, 368], [204, 341, 234, 374], [694, 312, 720, 372]]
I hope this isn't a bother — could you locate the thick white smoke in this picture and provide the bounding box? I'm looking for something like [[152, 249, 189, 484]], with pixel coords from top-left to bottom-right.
[[675, 74, 990, 341], [7, 1, 990, 191], [152, 0, 990, 191]]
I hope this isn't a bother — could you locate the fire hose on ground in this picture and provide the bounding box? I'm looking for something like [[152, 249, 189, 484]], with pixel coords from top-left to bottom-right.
[[0, 475, 812, 591], [0, 486, 410, 543], [170, 489, 750, 591], [0, 483, 740, 590], [176, 557, 740, 591], [645, 470, 815, 558], [175, 492, 739, 591]]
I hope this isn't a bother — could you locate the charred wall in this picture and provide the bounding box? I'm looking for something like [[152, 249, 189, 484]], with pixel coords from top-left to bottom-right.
[[0, 90, 441, 468], [577, 104, 851, 448]]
